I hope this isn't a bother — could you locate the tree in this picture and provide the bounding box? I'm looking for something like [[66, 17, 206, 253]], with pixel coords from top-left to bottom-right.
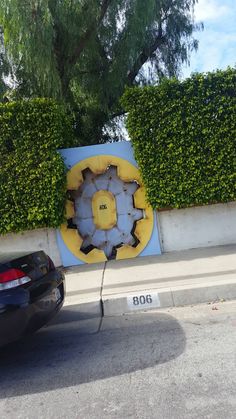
[[0, 27, 10, 98], [0, 1, 201, 145]]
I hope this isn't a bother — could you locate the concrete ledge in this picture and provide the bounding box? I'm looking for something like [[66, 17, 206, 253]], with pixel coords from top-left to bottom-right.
[[63, 298, 102, 318], [103, 288, 173, 317], [103, 245, 236, 292], [63, 262, 105, 318], [102, 278, 236, 317], [102, 245, 236, 316], [171, 278, 236, 307], [47, 304, 102, 334], [57, 245, 236, 320]]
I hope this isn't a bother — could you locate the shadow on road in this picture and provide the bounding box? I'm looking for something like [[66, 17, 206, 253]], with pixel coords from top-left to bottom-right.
[[0, 310, 186, 398]]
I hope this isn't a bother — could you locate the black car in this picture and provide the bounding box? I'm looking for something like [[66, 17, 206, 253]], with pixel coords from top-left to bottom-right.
[[0, 250, 65, 347]]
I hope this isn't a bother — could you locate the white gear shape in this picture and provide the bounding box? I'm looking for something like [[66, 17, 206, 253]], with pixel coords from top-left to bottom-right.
[[71, 165, 143, 259], [60, 155, 154, 263]]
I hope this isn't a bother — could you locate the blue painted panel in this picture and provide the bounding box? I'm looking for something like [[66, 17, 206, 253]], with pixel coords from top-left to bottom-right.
[[57, 141, 161, 266], [60, 141, 137, 168]]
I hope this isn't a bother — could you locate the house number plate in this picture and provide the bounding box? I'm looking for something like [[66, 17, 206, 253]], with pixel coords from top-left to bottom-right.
[[127, 292, 161, 311]]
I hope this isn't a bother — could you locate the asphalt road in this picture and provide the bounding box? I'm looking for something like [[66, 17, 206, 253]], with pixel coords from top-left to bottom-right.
[[0, 301, 236, 419]]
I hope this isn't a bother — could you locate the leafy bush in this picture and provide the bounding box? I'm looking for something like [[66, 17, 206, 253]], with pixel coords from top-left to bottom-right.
[[122, 68, 236, 209], [0, 99, 74, 234]]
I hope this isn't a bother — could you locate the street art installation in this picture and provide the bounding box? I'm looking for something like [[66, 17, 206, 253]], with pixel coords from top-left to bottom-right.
[[57, 142, 161, 266]]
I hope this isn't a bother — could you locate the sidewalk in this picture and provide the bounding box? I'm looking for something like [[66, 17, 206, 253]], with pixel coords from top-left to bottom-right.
[[63, 244, 236, 317]]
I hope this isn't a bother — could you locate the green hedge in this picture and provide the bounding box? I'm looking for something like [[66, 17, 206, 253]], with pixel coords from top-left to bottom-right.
[[0, 99, 74, 234], [122, 68, 236, 209]]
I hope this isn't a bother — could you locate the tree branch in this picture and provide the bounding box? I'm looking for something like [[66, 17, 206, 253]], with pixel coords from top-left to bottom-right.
[[126, 34, 165, 84], [111, 109, 126, 119], [68, 0, 112, 66]]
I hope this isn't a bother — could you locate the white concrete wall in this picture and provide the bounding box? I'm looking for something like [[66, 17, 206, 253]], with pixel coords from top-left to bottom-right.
[[0, 201, 235, 267], [0, 228, 62, 267], [157, 201, 236, 252]]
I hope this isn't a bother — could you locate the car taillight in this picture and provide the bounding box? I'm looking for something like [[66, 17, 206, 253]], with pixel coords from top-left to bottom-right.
[[0, 269, 31, 291], [47, 256, 55, 271]]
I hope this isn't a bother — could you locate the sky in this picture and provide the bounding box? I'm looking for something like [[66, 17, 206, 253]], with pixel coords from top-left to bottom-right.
[[183, 0, 236, 78], [121, 0, 236, 138]]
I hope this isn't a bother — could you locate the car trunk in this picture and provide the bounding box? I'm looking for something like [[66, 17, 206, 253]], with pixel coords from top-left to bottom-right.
[[0, 251, 54, 282]]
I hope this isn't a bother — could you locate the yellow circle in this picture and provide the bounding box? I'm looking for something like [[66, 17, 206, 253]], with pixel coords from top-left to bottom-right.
[[92, 190, 117, 230], [60, 155, 154, 263]]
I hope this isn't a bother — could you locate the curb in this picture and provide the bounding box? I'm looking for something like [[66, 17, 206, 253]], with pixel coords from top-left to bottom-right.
[[102, 278, 236, 316], [63, 262, 105, 319], [63, 245, 236, 318], [64, 298, 102, 318], [63, 277, 236, 318]]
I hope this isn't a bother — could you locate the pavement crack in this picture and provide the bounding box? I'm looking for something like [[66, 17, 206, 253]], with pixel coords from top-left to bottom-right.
[[100, 261, 107, 300], [97, 261, 107, 332]]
